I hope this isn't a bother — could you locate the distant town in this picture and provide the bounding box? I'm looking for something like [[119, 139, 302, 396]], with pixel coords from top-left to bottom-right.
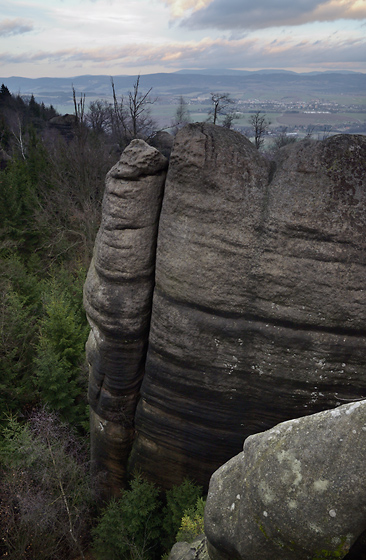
[[1, 71, 365, 141], [153, 94, 366, 141]]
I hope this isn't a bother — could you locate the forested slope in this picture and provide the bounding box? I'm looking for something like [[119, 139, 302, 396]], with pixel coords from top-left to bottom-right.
[[0, 83, 206, 560]]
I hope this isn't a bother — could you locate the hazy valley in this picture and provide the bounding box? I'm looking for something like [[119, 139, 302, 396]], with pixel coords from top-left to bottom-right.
[[2, 69, 366, 140]]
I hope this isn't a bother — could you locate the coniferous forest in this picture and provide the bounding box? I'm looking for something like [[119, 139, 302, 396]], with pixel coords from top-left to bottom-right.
[[0, 83, 205, 560]]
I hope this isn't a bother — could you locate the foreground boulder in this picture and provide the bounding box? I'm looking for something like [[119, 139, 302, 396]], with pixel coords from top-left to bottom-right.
[[205, 399, 366, 560], [84, 140, 168, 495]]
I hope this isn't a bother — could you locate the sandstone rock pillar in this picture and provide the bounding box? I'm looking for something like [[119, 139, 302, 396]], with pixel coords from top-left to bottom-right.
[[128, 123, 271, 488], [84, 140, 168, 496], [128, 127, 366, 491]]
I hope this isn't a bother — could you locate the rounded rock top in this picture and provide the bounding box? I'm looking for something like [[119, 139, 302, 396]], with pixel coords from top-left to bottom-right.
[[111, 139, 168, 179]]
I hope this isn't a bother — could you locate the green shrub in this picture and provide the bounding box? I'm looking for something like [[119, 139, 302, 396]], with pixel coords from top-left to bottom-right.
[[92, 473, 163, 560], [0, 257, 89, 429], [0, 150, 51, 260], [162, 478, 203, 550], [34, 269, 89, 429], [91, 476, 206, 560], [0, 258, 41, 419], [176, 497, 206, 543]]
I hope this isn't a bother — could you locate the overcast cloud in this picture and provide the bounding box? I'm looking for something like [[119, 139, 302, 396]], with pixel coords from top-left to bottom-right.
[[0, 18, 33, 37], [179, 0, 366, 30], [0, 0, 365, 78]]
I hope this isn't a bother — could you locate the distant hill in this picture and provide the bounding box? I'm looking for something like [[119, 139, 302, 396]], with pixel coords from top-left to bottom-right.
[[1, 70, 365, 113], [174, 68, 363, 76], [175, 68, 297, 75]]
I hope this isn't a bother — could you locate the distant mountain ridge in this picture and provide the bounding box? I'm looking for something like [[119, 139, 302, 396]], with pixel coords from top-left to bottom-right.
[[174, 68, 364, 76], [1, 70, 365, 113]]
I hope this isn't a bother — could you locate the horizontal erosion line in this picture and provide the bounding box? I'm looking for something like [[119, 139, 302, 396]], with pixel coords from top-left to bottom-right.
[[92, 265, 156, 283], [109, 168, 167, 182], [153, 288, 365, 339]]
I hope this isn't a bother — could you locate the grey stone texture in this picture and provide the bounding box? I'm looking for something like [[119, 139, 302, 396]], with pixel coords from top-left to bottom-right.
[[169, 537, 209, 560], [205, 399, 366, 560], [84, 125, 366, 497], [83, 139, 168, 495], [128, 126, 366, 489]]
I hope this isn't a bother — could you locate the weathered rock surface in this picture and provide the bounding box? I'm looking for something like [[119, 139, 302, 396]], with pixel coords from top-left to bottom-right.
[[0, 147, 11, 169], [84, 125, 366, 496], [128, 126, 366, 489], [128, 124, 271, 486], [148, 131, 174, 159], [205, 399, 366, 560], [83, 139, 168, 495], [169, 537, 209, 560], [48, 113, 78, 140]]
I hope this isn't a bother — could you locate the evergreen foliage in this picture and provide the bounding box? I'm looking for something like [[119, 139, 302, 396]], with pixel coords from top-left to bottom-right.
[[92, 473, 164, 560], [34, 270, 90, 428], [162, 478, 203, 549], [0, 258, 42, 419], [176, 497, 206, 543], [0, 256, 89, 429], [0, 85, 105, 429], [0, 156, 44, 255], [0, 84, 209, 560], [0, 288, 38, 415], [91, 475, 205, 560]]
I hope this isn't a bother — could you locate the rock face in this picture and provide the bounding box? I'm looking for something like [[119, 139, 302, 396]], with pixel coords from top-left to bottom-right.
[[128, 126, 366, 489], [148, 131, 174, 159], [83, 139, 168, 495], [205, 399, 366, 560], [169, 537, 209, 560], [84, 124, 366, 495], [48, 113, 78, 141], [128, 124, 271, 486]]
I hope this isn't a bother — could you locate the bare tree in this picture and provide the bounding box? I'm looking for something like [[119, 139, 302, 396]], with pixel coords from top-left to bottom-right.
[[0, 409, 95, 560], [40, 121, 114, 265], [110, 78, 129, 149], [72, 86, 86, 126], [209, 92, 234, 125], [11, 114, 26, 159], [128, 75, 156, 139], [86, 99, 111, 135], [319, 125, 332, 141], [272, 127, 297, 150], [222, 110, 240, 129], [306, 125, 315, 139], [110, 75, 157, 149], [171, 95, 191, 134], [249, 111, 270, 149]]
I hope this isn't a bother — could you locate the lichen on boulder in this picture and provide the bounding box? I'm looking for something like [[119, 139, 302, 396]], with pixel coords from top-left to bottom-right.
[[205, 400, 366, 560]]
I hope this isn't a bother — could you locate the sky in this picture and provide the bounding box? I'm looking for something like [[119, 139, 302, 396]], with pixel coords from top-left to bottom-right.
[[0, 0, 365, 78]]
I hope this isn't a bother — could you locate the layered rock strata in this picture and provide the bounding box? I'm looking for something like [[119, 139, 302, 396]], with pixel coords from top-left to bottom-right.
[[128, 127, 366, 489], [84, 140, 168, 495], [84, 125, 366, 495], [205, 399, 366, 560], [128, 124, 271, 486]]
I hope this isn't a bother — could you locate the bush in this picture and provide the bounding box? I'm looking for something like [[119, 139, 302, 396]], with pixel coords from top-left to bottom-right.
[[0, 257, 89, 430], [34, 269, 89, 428], [176, 497, 206, 543], [91, 476, 206, 560], [0, 258, 41, 419], [0, 408, 94, 560], [162, 478, 203, 549], [92, 473, 163, 560]]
